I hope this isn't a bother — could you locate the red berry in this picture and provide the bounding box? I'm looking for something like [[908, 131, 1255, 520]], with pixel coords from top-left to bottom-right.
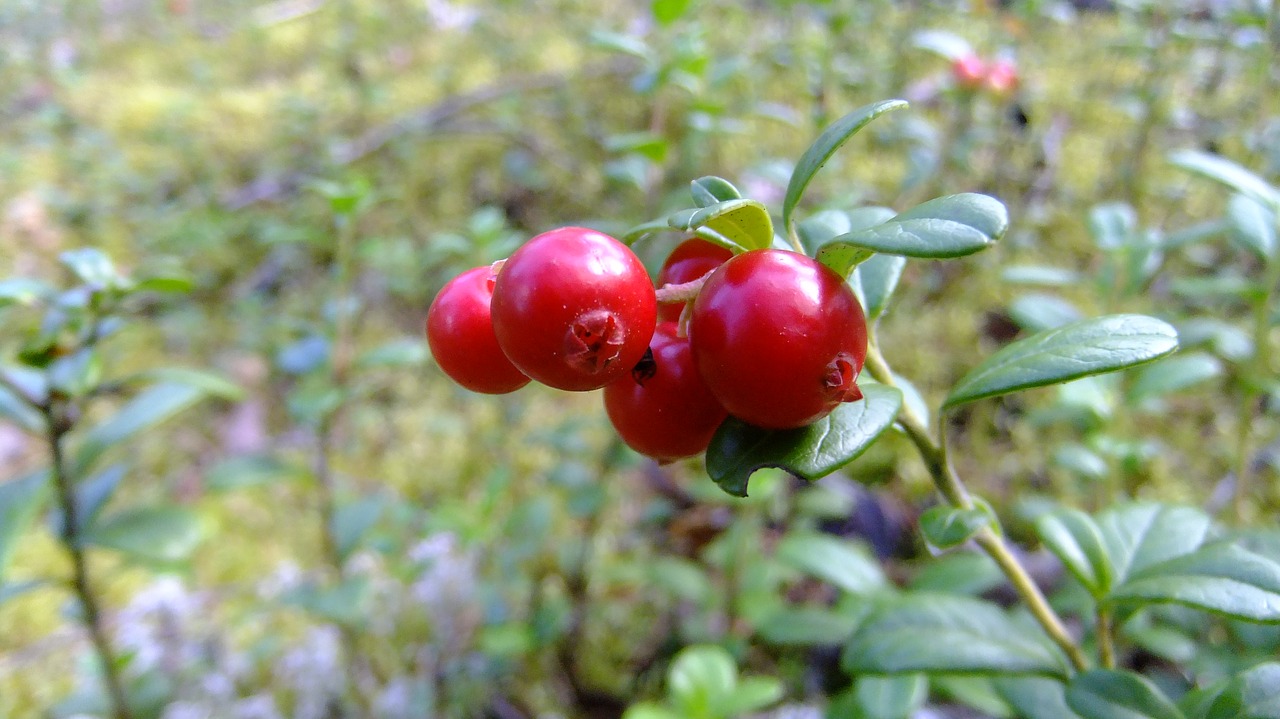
[[985, 59, 1019, 96], [426, 264, 531, 394], [688, 249, 867, 430], [951, 55, 987, 91], [655, 238, 734, 322], [604, 322, 728, 462], [491, 227, 658, 391]]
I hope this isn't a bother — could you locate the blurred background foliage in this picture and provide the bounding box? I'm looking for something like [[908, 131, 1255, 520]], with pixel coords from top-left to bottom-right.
[[0, 0, 1278, 717]]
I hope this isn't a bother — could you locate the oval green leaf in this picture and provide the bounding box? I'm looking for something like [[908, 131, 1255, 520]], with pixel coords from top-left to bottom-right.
[[83, 506, 206, 565], [920, 506, 993, 550], [705, 383, 902, 497], [690, 176, 742, 207], [1226, 193, 1277, 261], [669, 199, 773, 252], [1108, 542, 1280, 623], [1126, 352, 1222, 405], [1066, 670, 1185, 719], [849, 253, 908, 322], [783, 99, 909, 235], [1205, 662, 1280, 719], [1035, 508, 1114, 597], [818, 193, 1008, 274], [943, 314, 1179, 410], [777, 531, 888, 594], [842, 593, 1068, 678], [1170, 149, 1279, 210]]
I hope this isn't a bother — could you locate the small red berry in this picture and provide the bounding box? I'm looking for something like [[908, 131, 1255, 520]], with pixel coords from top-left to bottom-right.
[[951, 55, 987, 91], [689, 249, 867, 430], [426, 264, 531, 394], [985, 59, 1019, 96], [604, 322, 728, 462], [491, 227, 658, 391], [655, 238, 734, 322]]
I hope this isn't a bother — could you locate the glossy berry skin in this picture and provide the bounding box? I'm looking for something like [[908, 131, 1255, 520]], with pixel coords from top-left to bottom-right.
[[951, 55, 987, 91], [491, 227, 657, 391], [655, 238, 734, 322], [689, 249, 867, 430], [604, 322, 728, 462], [426, 265, 531, 394]]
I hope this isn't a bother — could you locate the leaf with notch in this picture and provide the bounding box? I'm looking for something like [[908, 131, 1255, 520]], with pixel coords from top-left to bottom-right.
[[669, 199, 773, 252], [818, 194, 1007, 275], [1066, 669, 1185, 719], [943, 314, 1179, 410], [1108, 542, 1280, 623], [842, 593, 1068, 678], [783, 99, 909, 234], [690, 176, 742, 207], [705, 384, 902, 497]]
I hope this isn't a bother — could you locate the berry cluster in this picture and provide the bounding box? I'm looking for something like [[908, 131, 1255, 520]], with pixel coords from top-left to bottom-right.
[[426, 226, 869, 461], [951, 54, 1019, 97]]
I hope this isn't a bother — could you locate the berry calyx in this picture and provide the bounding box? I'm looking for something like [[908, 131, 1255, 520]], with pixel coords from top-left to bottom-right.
[[491, 226, 657, 391], [604, 322, 728, 462], [655, 238, 734, 322], [426, 264, 531, 394], [688, 249, 868, 430]]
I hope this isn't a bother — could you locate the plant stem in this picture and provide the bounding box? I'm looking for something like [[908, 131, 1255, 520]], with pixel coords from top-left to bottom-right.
[[863, 343, 1089, 672], [43, 403, 135, 719], [1097, 608, 1116, 669]]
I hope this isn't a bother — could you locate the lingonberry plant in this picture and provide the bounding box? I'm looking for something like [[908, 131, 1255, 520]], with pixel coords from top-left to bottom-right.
[[429, 99, 1280, 718]]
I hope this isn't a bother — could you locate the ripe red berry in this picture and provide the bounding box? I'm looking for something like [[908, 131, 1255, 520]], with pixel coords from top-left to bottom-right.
[[951, 55, 987, 91], [491, 227, 657, 391], [604, 322, 728, 462], [688, 249, 867, 430], [655, 238, 734, 322], [426, 264, 531, 394]]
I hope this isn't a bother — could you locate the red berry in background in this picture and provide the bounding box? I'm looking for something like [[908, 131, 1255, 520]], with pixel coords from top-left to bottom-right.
[[985, 59, 1019, 96], [604, 322, 728, 462], [689, 249, 867, 430], [491, 226, 657, 391], [951, 54, 987, 91], [655, 238, 734, 322], [426, 264, 531, 394]]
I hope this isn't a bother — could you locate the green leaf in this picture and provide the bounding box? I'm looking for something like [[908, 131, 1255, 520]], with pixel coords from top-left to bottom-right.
[[1170, 149, 1279, 211], [332, 495, 385, 562], [853, 675, 928, 719], [818, 193, 1007, 273], [777, 532, 887, 594], [690, 176, 742, 207], [206, 454, 310, 493], [1035, 508, 1114, 597], [1009, 293, 1084, 332], [908, 552, 1004, 596], [1205, 662, 1280, 719], [622, 217, 675, 245], [705, 384, 902, 497], [1226, 193, 1277, 261], [132, 275, 194, 294], [0, 277, 52, 306], [59, 248, 123, 289], [74, 382, 211, 475], [756, 606, 861, 645], [123, 367, 244, 401], [1065, 670, 1185, 719], [0, 380, 44, 433], [993, 677, 1080, 719], [1097, 503, 1211, 583], [843, 594, 1067, 678], [783, 99, 909, 235], [51, 464, 126, 537], [724, 676, 785, 716], [1109, 542, 1280, 623], [849, 254, 908, 322], [83, 506, 205, 565], [669, 645, 737, 716], [651, 0, 692, 26], [669, 199, 774, 252], [621, 704, 680, 719], [943, 314, 1179, 410], [281, 577, 371, 627], [1126, 352, 1222, 404], [357, 338, 428, 368], [920, 506, 993, 550], [0, 471, 49, 582], [1001, 265, 1082, 287]]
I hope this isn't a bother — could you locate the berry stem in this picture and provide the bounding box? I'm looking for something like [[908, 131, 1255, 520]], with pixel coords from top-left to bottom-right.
[[654, 268, 716, 304], [863, 341, 1089, 673]]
